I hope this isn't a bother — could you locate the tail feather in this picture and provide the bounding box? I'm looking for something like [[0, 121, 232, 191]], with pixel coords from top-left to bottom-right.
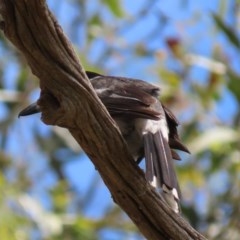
[[143, 133, 156, 186], [153, 131, 177, 189], [144, 130, 180, 213]]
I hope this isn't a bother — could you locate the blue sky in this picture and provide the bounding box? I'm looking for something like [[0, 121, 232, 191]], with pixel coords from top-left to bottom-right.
[[1, 0, 239, 239]]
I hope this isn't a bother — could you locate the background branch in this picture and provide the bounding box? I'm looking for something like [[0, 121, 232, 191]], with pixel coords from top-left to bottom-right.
[[0, 1, 206, 239]]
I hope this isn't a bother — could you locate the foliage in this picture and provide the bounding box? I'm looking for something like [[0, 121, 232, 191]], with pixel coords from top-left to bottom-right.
[[0, 0, 239, 239]]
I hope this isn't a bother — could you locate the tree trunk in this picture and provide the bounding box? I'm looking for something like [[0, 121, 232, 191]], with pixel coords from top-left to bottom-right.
[[0, 1, 206, 239]]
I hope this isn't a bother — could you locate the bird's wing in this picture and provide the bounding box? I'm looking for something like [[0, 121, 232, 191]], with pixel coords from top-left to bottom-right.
[[96, 84, 161, 120], [163, 105, 190, 154], [18, 71, 188, 213]]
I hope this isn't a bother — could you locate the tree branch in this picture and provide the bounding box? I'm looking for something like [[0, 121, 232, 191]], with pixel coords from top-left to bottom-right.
[[0, 1, 206, 239]]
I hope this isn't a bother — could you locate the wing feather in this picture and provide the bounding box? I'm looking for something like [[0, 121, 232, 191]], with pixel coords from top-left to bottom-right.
[[97, 85, 161, 120]]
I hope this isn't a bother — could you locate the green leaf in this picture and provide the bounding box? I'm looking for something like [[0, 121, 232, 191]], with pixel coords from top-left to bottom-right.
[[187, 127, 239, 154], [16, 67, 28, 91], [227, 70, 240, 102], [158, 69, 181, 87], [103, 0, 123, 17], [212, 13, 240, 49], [88, 14, 101, 26]]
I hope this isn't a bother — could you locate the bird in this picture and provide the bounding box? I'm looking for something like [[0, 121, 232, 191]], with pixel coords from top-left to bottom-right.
[[19, 71, 189, 213]]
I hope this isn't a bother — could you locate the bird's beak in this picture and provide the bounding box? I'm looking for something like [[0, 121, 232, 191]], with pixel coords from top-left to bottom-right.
[[18, 102, 40, 117]]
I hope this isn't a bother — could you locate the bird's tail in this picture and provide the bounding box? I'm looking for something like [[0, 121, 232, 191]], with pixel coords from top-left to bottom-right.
[[143, 131, 180, 213]]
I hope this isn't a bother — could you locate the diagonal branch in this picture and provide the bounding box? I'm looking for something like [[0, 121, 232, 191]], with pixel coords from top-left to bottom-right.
[[0, 1, 206, 239]]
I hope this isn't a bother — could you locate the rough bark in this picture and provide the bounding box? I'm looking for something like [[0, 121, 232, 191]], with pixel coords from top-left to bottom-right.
[[0, 1, 207, 239]]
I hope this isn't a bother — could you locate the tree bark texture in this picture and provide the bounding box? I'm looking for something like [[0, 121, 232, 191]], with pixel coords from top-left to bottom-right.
[[0, 1, 207, 239]]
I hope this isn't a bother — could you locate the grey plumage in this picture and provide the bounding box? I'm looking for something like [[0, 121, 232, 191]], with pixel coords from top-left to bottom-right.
[[19, 71, 189, 213]]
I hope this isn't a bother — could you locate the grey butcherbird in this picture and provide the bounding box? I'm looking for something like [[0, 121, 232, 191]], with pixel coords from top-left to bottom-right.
[[19, 71, 189, 213]]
